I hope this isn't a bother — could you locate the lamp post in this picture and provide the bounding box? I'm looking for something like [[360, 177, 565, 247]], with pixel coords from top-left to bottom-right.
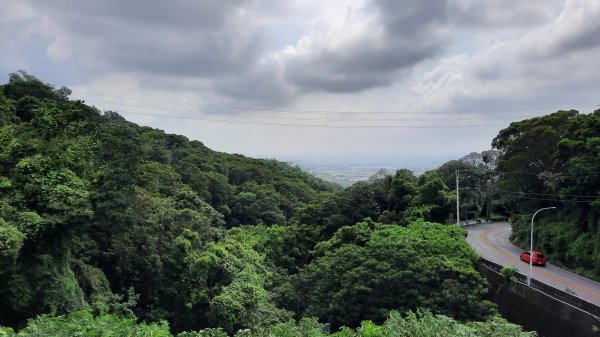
[[528, 207, 556, 286]]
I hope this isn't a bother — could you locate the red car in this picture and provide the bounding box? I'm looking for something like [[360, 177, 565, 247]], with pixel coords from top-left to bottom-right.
[[520, 250, 547, 266]]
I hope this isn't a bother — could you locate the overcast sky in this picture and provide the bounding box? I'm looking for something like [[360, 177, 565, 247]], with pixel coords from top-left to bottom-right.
[[2, 0, 599, 163]]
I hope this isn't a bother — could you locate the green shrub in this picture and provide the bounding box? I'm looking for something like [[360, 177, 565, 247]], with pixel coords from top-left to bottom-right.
[[1, 310, 171, 337], [500, 265, 519, 283], [0, 309, 536, 337]]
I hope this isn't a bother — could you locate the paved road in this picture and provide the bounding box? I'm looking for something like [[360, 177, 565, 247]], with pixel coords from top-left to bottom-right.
[[466, 222, 600, 306]]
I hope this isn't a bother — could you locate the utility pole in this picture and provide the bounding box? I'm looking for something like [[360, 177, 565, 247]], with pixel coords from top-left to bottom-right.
[[456, 170, 460, 226]]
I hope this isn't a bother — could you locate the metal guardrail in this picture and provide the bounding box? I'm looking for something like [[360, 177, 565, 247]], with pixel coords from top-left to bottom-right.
[[479, 257, 600, 318]]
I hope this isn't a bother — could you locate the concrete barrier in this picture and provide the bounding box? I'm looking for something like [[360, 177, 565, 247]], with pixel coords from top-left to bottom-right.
[[478, 258, 600, 337], [480, 258, 600, 317]]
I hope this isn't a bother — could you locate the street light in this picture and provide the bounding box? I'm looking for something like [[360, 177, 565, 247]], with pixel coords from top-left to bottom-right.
[[527, 207, 556, 286]]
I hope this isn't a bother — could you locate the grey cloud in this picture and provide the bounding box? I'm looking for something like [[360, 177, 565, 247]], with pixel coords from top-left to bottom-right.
[[34, 0, 244, 31], [28, 0, 265, 78], [542, 18, 600, 57], [282, 0, 449, 94], [470, 1, 600, 81], [109, 28, 264, 77], [213, 59, 293, 107], [375, 0, 447, 36], [286, 43, 434, 93], [413, 1, 600, 117], [448, 0, 559, 27]]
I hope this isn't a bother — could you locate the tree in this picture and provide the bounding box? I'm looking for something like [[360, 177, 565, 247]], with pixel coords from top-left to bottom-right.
[[492, 109, 600, 279], [282, 221, 492, 329], [2, 71, 59, 101]]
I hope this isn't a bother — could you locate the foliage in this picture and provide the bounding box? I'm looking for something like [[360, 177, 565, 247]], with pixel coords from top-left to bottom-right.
[[0, 73, 335, 331], [279, 221, 493, 329], [0, 311, 171, 337], [294, 168, 456, 236], [0, 309, 535, 337], [500, 265, 518, 283], [492, 109, 600, 279], [436, 158, 501, 223], [0, 72, 535, 336]]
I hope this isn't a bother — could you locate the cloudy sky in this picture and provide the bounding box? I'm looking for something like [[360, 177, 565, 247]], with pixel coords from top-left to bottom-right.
[[2, 0, 599, 164]]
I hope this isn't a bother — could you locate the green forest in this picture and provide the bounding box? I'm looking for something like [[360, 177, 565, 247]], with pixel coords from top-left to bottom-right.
[[491, 110, 600, 279], [2, 71, 598, 336]]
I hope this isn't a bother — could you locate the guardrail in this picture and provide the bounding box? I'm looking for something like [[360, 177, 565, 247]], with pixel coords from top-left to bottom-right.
[[479, 257, 600, 318]]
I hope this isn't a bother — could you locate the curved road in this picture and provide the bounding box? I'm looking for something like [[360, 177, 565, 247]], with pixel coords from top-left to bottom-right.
[[466, 222, 600, 307]]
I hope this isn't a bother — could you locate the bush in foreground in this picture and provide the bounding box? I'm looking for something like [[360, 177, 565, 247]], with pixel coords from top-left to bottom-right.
[[0, 309, 535, 337]]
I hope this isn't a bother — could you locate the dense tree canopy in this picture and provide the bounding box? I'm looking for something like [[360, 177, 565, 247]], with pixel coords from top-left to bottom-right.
[[0, 309, 535, 337], [278, 221, 492, 329], [0, 72, 337, 331], [490, 110, 600, 279], [0, 72, 536, 336]]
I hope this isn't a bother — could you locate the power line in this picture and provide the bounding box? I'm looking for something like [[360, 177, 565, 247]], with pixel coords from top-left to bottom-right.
[[116, 110, 508, 129], [465, 187, 600, 199], [512, 191, 600, 198], [71, 90, 598, 115], [459, 168, 600, 176], [505, 195, 595, 203], [83, 98, 545, 122], [463, 190, 596, 203]]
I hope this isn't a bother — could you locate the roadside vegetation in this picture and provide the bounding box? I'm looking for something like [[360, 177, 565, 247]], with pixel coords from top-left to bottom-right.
[[0, 310, 535, 337], [492, 110, 600, 281]]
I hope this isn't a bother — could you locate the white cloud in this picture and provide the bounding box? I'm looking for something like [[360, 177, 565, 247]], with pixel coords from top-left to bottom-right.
[[2, 0, 600, 160], [449, 0, 561, 27], [22, 0, 266, 77], [0, 2, 35, 23], [413, 0, 600, 112], [278, 0, 449, 93]]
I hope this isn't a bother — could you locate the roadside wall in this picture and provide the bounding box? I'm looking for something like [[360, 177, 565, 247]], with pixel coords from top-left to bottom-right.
[[478, 258, 600, 337]]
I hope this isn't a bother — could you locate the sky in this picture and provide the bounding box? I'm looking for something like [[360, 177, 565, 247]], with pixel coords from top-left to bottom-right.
[[1, 0, 599, 164]]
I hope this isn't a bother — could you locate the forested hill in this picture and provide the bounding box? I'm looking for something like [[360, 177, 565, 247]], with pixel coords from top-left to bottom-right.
[[0, 72, 337, 326], [0, 71, 339, 226], [491, 109, 600, 280], [0, 72, 534, 336]]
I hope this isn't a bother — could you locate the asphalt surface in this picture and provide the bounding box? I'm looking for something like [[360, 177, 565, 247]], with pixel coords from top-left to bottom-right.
[[466, 222, 600, 306]]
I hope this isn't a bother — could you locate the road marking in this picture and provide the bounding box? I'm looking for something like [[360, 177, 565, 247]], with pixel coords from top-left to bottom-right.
[[505, 233, 600, 288], [480, 226, 600, 298]]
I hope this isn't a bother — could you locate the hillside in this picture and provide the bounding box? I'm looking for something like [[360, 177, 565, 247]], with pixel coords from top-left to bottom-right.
[[492, 109, 600, 280], [0, 72, 533, 336], [0, 72, 336, 327]]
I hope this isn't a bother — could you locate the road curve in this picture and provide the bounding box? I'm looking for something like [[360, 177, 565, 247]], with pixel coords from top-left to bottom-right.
[[466, 222, 600, 307]]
